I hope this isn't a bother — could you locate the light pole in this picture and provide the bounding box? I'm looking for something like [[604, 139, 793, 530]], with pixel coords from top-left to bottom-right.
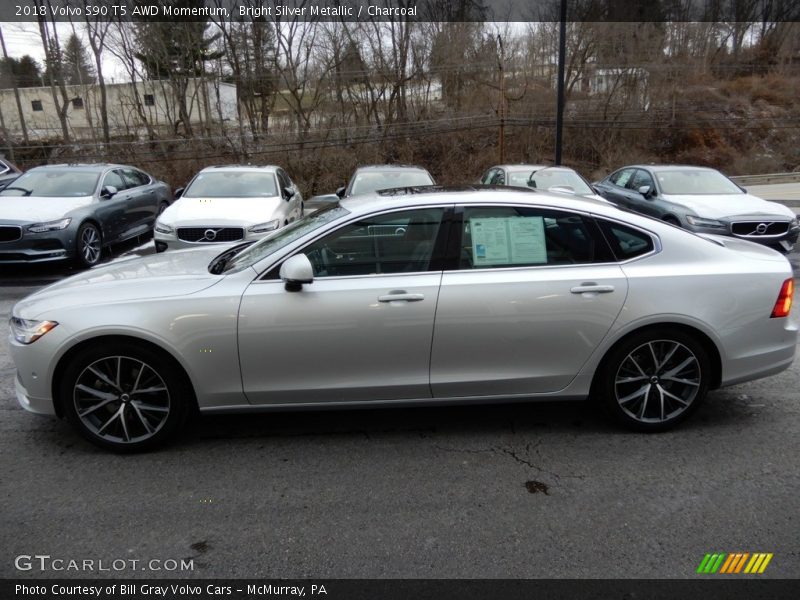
[[555, 0, 567, 165]]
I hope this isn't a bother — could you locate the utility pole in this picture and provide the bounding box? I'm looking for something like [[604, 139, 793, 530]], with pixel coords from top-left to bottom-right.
[[555, 0, 567, 165], [0, 26, 29, 146], [497, 34, 505, 164]]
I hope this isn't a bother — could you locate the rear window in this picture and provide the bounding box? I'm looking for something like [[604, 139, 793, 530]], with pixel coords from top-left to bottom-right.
[[597, 219, 655, 260]]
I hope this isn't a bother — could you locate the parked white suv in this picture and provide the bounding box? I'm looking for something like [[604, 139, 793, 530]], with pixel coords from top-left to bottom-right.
[[155, 165, 303, 251]]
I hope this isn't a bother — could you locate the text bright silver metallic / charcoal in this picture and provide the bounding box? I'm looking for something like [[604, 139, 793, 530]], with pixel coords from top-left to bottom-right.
[[8, 187, 797, 451]]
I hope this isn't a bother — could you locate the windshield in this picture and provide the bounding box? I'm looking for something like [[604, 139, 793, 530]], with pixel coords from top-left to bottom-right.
[[223, 204, 349, 272], [0, 170, 99, 197], [655, 169, 743, 195], [184, 171, 279, 198], [350, 170, 434, 196], [528, 168, 594, 195]]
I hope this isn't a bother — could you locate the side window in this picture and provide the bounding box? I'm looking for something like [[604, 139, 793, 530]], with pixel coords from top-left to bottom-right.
[[121, 168, 149, 189], [277, 169, 290, 189], [609, 168, 634, 188], [459, 206, 613, 269], [102, 170, 127, 192], [302, 208, 445, 277], [597, 219, 655, 260], [629, 169, 654, 192], [481, 169, 496, 185], [490, 169, 506, 185]]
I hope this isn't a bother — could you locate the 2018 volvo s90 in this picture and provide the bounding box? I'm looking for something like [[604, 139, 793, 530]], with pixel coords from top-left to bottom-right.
[[9, 187, 796, 451]]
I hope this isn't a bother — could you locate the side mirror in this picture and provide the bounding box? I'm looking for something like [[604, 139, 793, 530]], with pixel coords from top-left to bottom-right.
[[280, 254, 314, 292], [335, 186, 346, 199], [283, 186, 295, 200], [101, 185, 118, 199], [638, 185, 653, 198], [174, 187, 184, 199]]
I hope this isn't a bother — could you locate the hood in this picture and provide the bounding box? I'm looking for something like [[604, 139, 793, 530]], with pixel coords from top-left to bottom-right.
[[15, 247, 225, 319], [0, 195, 93, 223], [160, 196, 282, 226], [663, 193, 796, 220]]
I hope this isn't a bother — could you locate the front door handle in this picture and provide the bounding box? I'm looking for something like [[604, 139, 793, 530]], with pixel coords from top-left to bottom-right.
[[570, 284, 615, 294], [378, 291, 425, 303]]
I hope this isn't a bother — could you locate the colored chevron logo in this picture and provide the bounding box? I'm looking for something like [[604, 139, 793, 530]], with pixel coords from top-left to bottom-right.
[[697, 553, 773, 574]]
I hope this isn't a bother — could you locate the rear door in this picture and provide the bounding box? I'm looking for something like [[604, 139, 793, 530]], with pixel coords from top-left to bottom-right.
[[121, 168, 158, 234], [430, 205, 628, 397]]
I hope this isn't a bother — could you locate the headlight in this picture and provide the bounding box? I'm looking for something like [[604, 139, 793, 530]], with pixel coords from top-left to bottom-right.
[[27, 218, 71, 233], [155, 221, 174, 234], [685, 216, 725, 229], [249, 220, 280, 233], [9, 317, 58, 344]]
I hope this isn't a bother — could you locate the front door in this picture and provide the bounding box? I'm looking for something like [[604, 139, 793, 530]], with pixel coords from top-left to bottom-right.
[[238, 206, 450, 405]]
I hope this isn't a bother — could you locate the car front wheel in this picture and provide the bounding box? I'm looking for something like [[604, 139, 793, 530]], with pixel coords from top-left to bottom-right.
[[75, 222, 102, 268], [60, 342, 192, 451], [598, 329, 710, 431]]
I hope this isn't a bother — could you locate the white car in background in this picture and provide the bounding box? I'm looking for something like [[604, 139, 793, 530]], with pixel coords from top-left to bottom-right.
[[154, 165, 303, 252]]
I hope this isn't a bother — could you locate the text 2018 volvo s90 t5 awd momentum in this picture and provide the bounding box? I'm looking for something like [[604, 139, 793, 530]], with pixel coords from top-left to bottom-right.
[[8, 187, 796, 451]]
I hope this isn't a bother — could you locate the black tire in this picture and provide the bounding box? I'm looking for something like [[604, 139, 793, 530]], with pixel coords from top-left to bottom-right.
[[59, 341, 192, 452], [75, 222, 103, 268], [158, 201, 169, 215], [597, 328, 710, 432]]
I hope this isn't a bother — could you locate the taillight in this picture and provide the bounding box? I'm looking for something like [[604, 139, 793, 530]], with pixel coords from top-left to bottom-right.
[[771, 278, 794, 318]]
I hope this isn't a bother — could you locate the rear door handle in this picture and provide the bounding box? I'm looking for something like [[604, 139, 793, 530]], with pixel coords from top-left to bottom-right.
[[378, 291, 425, 303], [570, 284, 615, 294]]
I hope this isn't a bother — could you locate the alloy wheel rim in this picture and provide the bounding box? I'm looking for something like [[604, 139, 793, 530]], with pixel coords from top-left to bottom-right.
[[81, 227, 101, 264], [73, 356, 170, 443], [614, 340, 701, 423]]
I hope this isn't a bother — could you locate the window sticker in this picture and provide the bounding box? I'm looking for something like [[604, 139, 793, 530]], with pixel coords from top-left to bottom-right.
[[470, 216, 547, 266], [615, 170, 632, 187]]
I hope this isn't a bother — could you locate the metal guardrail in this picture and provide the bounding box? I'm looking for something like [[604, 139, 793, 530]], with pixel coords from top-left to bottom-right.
[[730, 172, 800, 185]]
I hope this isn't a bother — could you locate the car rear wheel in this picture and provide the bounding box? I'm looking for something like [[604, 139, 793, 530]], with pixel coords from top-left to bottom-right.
[[60, 342, 191, 452], [75, 222, 102, 268], [598, 329, 710, 431]]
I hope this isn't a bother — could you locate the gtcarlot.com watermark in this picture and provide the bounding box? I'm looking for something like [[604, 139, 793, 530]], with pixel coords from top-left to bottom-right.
[[14, 554, 194, 572]]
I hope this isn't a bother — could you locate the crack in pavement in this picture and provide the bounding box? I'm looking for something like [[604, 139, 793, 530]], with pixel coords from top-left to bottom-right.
[[433, 440, 585, 482]]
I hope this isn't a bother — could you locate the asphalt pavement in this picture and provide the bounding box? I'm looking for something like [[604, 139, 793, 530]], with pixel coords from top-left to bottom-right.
[[0, 240, 799, 580]]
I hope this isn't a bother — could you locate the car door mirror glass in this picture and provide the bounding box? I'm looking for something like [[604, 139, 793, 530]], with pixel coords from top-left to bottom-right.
[[280, 253, 314, 291], [174, 187, 184, 199], [638, 185, 652, 197], [101, 185, 118, 199], [283, 186, 295, 200], [335, 186, 346, 198]]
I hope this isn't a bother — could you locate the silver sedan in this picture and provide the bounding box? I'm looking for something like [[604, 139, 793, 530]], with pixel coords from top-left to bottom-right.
[[8, 188, 797, 451]]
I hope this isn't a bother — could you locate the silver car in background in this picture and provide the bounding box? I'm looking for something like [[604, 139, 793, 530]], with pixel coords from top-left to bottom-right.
[[154, 165, 303, 252], [9, 187, 796, 451], [481, 164, 611, 203], [594, 165, 800, 252]]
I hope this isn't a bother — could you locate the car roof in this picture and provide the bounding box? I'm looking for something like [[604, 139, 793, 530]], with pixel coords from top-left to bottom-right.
[[352, 164, 429, 172], [199, 165, 279, 173], [29, 163, 128, 172], [339, 185, 619, 217], [491, 164, 551, 172], [626, 165, 720, 173]]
